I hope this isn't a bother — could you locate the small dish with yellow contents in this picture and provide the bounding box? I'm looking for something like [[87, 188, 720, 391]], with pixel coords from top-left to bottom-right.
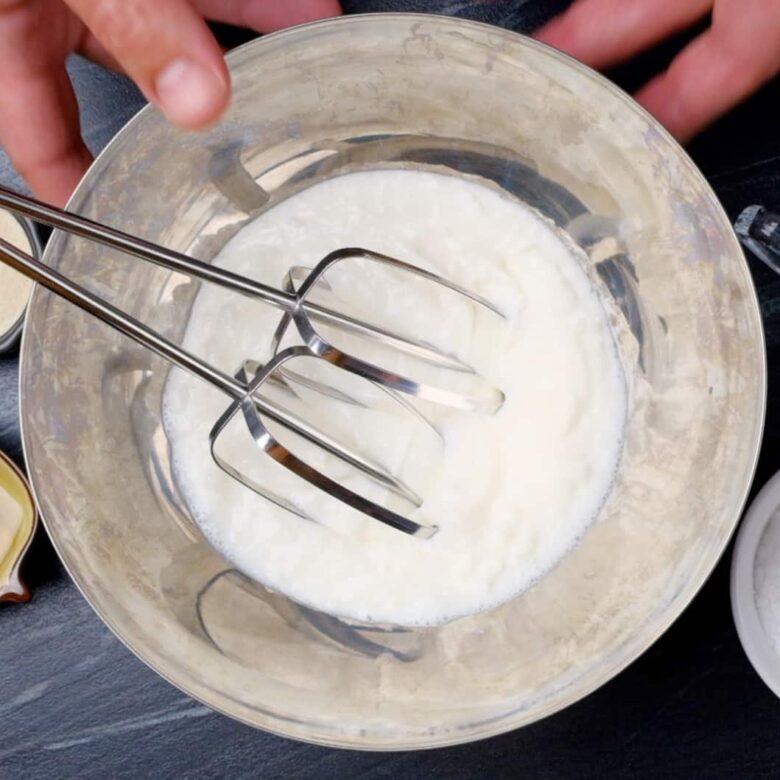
[[0, 450, 36, 603]]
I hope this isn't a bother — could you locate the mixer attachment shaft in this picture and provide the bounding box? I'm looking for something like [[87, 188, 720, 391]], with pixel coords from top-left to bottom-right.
[[0, 185, 506, 538]]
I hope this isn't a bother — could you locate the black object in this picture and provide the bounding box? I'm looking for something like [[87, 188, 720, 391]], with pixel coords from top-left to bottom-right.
[[737, 206, 780, 276], [750, 209, 780, 250]]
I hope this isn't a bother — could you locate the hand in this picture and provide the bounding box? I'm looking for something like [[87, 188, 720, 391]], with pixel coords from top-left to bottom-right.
[[536, 0, 780, 143], [0, 0, 341, 206]]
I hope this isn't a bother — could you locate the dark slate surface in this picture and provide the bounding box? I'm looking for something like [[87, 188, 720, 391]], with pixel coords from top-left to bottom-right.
[[2, 2, 780, 777]]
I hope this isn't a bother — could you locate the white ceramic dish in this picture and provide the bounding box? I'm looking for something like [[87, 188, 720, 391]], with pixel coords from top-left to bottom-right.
[[731, 471, 780, 696]]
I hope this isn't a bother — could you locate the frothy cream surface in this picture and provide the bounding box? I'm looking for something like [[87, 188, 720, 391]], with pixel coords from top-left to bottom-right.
[[164, 170, 626, 626]]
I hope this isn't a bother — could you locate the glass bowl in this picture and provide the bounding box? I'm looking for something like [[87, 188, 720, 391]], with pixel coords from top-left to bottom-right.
[[20, 14, 765, 749]]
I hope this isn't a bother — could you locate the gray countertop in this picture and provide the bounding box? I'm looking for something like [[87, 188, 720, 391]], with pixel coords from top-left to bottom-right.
[[3, 3, 780, 777]]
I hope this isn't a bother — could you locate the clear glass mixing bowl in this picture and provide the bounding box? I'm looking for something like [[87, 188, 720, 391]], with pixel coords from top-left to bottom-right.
[[20, 15, 765, 749]]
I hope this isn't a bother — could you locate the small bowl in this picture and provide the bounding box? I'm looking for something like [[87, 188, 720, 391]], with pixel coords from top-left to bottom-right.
[[731, 472, 780, 696], [0, 215, 43, 354], [0, 450, 36, 603]]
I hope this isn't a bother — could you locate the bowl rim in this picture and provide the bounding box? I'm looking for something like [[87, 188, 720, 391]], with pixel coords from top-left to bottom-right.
[[18, 12, 767, 750]]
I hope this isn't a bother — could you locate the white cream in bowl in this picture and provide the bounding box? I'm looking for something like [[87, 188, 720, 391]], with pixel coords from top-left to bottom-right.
[[163, 170, 627, 626]]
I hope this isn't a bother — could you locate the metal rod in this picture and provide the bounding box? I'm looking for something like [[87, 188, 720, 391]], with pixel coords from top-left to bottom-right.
[[0, 236, 244, 398], [0, 186, 474, 372], [0, 236, 425, 507], [0, 185, 293, 311]]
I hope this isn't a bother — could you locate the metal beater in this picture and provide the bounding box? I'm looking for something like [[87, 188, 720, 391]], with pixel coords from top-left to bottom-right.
[[0, 186, 505, 540]]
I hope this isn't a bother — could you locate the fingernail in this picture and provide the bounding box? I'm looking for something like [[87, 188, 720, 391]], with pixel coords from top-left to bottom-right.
[[154, 59, 228, 128]]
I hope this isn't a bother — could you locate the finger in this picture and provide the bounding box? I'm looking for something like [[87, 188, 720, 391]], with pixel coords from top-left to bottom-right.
[[635, 24, 780, 142], [194, 0, 341, 32], [77, 32, 122, 72], [65, 0, 230, 129], [535, 0, 712, 70], [0, 63, 92, 206]]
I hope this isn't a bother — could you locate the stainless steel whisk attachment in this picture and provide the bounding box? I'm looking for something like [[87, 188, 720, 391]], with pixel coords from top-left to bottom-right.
[[0, 185, 505, 539]]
